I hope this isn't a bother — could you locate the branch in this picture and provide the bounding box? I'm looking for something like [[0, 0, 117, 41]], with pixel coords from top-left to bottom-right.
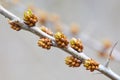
[[104, 42, 118, 68], [0, 5, 120, 80]]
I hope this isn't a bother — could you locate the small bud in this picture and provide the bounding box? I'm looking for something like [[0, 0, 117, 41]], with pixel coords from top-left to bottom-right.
[[70, 38, 83, 52], [98, 39, 112, 58], [49, 13, 60, 23], [40, 26, 53, 36], [83, 59, 99, 72], [38, 38, 52, 50], [24, 9, 38, 27], [54, 32, 69, 48], [38, 10, 48, 25], [102, 39, 112, 49], [65, 56, 82, 67], [9, 20, 21, 31], [54, 23, 63, 32], [70, 23, 80, 35]]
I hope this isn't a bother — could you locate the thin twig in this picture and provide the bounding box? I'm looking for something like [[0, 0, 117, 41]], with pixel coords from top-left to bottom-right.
[[0, 5, 120, 80], [104, 42, 118, 68]]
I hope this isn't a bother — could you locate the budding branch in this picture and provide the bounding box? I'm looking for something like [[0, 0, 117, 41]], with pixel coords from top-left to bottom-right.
[[0, 5, 120, 80]]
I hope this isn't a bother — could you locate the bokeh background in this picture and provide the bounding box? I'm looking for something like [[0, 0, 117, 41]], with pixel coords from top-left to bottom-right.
[[0, 0, 120, 80]]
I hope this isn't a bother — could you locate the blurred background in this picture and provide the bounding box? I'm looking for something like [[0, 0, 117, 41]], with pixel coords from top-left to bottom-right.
[[0, 0, 120, 80]]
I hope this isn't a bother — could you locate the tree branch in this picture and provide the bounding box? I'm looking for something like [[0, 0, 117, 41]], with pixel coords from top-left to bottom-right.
[[0, 5, 120, 80]]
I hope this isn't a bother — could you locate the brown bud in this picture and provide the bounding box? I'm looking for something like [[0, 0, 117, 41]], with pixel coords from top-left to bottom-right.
[[70, 23, 80, 35], [54, 32, 69, 48], [40, 26, 53, 36], [24, 9, 38, 27], [9, 20, 21, 31], [70, 38, 84, 52], [65, 56, 82, 67], [38, 38, 52, 50], [83, 59, 99, 72]]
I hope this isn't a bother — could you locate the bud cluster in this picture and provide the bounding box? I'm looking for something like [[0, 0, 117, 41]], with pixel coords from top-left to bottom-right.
[[65, 56, 82, 67], [24, 9, 38, 27], [54, 32, 69, 48], [9, 21, 21, 31], [83, 59, 99, 72], [38, 37, 52, 50], [39, 11, 48, 25], [40, 26, 53, 36], [70, 23, 80, 35], [70, 38, 83, 52], [103, 39, 112, 49]]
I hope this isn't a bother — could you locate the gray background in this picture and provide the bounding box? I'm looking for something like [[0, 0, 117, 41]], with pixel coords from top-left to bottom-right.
[[0, 0, 120, 80]]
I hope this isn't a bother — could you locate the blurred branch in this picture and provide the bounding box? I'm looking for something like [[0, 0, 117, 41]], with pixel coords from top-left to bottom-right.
[[104, 42, 118, 68], [0, 5, 120, 80]]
